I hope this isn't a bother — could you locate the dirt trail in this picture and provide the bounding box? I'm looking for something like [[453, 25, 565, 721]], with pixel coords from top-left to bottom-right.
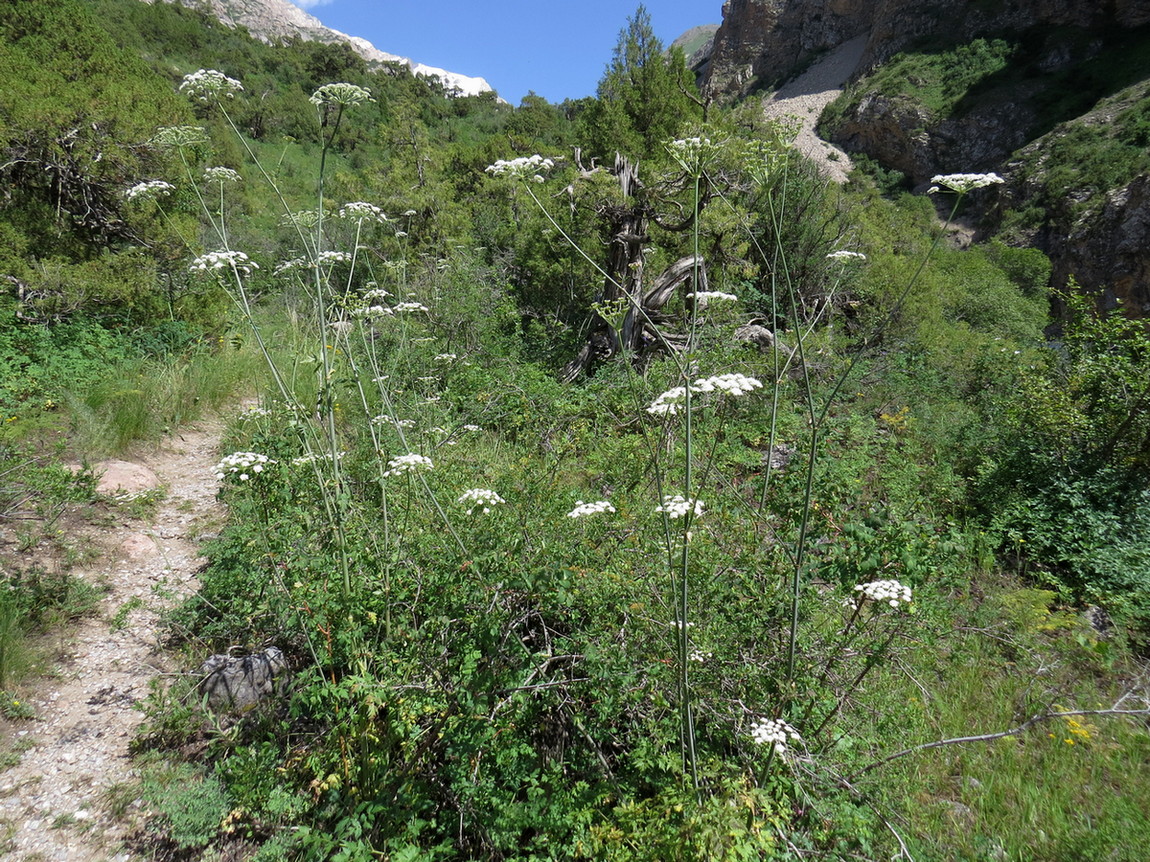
[[764, 34, 868, 183], [0, 421, 224, 860]]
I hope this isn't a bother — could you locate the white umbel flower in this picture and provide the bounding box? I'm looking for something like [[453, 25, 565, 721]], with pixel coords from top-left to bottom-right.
[[310, 82, 373, 107], [394, 301, 429, 313], [124, 180, 174, 202], [214, 452, 273, 481], [749, 717, 802, 756], [686, 290, 739, 303], [655, 495, 703, 519], [190, 250, 257, 277], [849, 579, 913, 610], [647, 373, 762, 415], [381, 453, 434, 477], [203, 167, 242, 184], [566, 500, 616, 519], [929, 173, 1004, 194], [457, 488, 505, 515], [179, 69, 243, 102], [338, 201, 388, 222], [485, 154, 555, 180]]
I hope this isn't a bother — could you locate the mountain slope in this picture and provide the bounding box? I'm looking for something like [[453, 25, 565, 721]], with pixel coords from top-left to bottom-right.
[[147, 0, 494, 96]]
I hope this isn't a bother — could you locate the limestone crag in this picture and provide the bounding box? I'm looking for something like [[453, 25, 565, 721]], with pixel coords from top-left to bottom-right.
[[706, 0, 1150, 98], [1056, 175, 1150, 315], [831, 85, 1041, 185]]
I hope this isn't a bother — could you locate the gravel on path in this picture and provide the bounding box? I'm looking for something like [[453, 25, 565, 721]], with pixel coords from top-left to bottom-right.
[[0, 422, 224, 861]]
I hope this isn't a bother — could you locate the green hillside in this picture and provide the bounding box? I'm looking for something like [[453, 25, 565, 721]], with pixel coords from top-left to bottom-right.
[[2, 2, 1149, 860]]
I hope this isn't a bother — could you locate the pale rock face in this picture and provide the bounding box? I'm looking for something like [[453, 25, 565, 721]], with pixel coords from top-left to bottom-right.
[[149, 0, 493, 97]]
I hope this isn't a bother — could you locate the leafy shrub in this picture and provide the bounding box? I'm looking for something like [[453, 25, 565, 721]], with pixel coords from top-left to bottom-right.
[[976, 287, 1150, 632]]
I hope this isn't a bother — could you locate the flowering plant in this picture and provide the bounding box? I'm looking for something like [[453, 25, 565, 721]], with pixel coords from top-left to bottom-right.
[[310, 83, 374, 107], [457, 488, 506, 514], [655, 495, 704, 519], [485, 154, 555, 181], [214, 452, 273, 481], [338, 201, 388, 222], [685, 290, 738, 303], [190, 250, 258, 278], [749, 717, 802, 757], [203, 167, 242, 184], [179, 69, 243, 102], [647, 373, 763, 415], [567, 500, 616, 519], [381, 453, 434, 477], [929, 172, 1004, 194], [124, 180, 174, 202], [150, 125, 208, 148], [849, 578, 913, 610]]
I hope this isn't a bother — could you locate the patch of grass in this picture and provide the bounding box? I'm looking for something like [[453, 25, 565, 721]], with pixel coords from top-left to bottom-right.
[[0, 692, 34, 720], [138, 760, 231, 854], [3, 566, 104, 633], [837, 582, 1150, 860], [0, 735, 34, 772], [66, 336, 266, 458], [102, 486, 166, 521], [108, 596, 146, 633]]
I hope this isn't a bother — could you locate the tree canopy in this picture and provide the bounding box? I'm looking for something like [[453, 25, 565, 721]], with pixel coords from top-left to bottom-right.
[[578, 4, 703, 161]]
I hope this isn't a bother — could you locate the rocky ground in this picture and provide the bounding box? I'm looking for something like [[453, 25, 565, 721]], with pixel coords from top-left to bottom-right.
[[0, 421, 225, 861], [763, 34, 868, 184]]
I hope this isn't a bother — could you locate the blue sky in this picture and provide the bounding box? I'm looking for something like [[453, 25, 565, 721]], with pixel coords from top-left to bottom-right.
[[289, 1, 720, 105]]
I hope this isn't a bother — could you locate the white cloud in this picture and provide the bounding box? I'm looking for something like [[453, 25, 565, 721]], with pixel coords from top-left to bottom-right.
[[291, 0, 336, 9]]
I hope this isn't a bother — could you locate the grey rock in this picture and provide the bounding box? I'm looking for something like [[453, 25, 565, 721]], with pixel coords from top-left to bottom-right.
[[198, 647, 288, 710], [735, 322, 792, 356]]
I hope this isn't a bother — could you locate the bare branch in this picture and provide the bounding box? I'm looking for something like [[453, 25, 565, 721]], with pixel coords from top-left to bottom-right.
[[849, 707, 1150, 780]]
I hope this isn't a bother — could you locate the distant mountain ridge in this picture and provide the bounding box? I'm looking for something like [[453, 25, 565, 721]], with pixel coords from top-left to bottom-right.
[[144, 0, 494, 97]]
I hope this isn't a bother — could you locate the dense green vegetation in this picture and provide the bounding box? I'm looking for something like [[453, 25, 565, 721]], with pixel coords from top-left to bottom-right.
[[2, 2, 1149, 860]]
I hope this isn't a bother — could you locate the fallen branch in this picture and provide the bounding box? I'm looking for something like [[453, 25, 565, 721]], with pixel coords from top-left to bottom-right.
[[849, 707, 1150, 781]]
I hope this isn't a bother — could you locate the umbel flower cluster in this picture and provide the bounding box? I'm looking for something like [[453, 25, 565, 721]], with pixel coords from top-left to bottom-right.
[[338, 201, 388, 223], [124, 180, 174, 202], [203, 167, 242, 184], [485, 155, 555, 181], [929, 172, 1004, 194], [179, 69, 243, 102], [214, 452, 273, 481], [750, 717, 803, 756], [850, 578, 913, 610], [655, 495, 704, 519], [458, 488, 505, 515], [567, 500, 616, 519], [150, 125, 208, 148], [310, 82, 374, 107], [826, 250, 867, 262], [648, 373, 763, 416], [190, 250, 258, 278], [666, 136, 721, 173], [686, 290, 739, 303], [381, 453, 434, 478]]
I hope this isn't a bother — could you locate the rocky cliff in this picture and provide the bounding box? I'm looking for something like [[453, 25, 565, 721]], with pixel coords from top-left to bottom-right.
[[706, 0, 1150, 99], [706, 0, 1150, 315], [143, 0, 493, 96]]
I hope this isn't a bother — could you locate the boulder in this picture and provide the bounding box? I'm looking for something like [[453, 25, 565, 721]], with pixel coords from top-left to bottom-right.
[[198, 647, 288, 710]]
